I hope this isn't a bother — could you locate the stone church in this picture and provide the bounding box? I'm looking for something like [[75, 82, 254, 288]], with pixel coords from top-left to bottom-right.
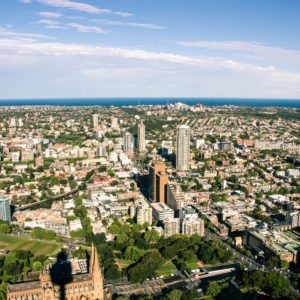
[[7, 244, 108, 300]]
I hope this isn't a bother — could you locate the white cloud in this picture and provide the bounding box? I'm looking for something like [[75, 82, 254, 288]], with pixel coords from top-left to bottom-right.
[[67, 23, 107, 34], [28, 0, 132, 17], [38, 11, 62, 18], [1, 31, 300, 98], [114, 12, 133, 17], [92, 19, 163, 30], [19, 0, 32, 3], [0, 26, 50, 40], [37, 0, 109, 14], [36, 19, 68, 29], [177, 40, 300, 63]]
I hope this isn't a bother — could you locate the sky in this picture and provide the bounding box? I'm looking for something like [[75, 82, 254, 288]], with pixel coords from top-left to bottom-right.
[[1, 0, 300, 99]]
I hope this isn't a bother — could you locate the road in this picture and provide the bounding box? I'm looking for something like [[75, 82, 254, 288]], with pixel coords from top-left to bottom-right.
[[206, 230, 300, 297], [15, 187, 80, 211], [108, 267, 236, 297]]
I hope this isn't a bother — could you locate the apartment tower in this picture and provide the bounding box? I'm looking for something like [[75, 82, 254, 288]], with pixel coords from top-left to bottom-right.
[[176, 125, 190, 172]]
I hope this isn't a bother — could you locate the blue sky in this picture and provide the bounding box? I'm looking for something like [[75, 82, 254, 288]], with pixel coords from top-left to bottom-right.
[[1, 0, 300, 99]]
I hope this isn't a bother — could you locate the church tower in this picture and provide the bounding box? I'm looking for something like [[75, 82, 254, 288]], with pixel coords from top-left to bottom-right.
[[90, 243, 104, 300], [39, 269, 55, 300]]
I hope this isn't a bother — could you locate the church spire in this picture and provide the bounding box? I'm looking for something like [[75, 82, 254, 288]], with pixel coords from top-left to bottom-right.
[[90, 242, 100, 273]]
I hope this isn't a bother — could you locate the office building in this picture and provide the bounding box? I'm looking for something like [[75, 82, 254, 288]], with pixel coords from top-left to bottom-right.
[[137, 120, 146, 152], [176, 125, 190, 172], [123, 132, 134, 153], [149, 161, 168, 203], [0, 194, 11, 222]]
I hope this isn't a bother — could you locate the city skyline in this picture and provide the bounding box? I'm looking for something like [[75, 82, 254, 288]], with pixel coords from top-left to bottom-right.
[[1, 0, 300, 99]]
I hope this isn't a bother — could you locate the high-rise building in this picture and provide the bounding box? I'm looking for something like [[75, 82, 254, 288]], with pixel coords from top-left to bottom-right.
[[182, 216, 205, 236], [156, 172, 168, 204], [166, 183, 186, 209], [96, 143, 106, 157], [123, 132, 134, 153], [136, 206, 152, 225], [151, 202, 174, 222], [134, 198, 152, 225], [137, 120, 146, 152], [149, 161, 168, 203], [93, 114, 99, 129], [111, 117, 119, 129], [0, 194, 11, 222], [164, 217, 180, 238], [176, 125, 190, 172]]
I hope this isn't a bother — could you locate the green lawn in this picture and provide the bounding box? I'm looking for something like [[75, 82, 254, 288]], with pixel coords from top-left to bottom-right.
[[187, 260, 201, 270], [0, 234, 61, 256], [156, 261, 177, 277], [116, 259, 134, 269]]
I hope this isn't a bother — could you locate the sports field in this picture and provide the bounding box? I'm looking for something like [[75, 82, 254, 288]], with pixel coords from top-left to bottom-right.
[[0, 234, 61, 256]]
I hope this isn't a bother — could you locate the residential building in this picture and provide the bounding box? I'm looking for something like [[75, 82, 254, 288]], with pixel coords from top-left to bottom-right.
[[137, 120, 146, 152], [135, 198, 152, 225], [0, 194, 11, 222], [182, 216, 205, 236], [123, 132, 134, 153], [167, 183, 186, 209], [176, 125, 190, 172], [164, 217, 180, 238], [151, 202, 174, 222]]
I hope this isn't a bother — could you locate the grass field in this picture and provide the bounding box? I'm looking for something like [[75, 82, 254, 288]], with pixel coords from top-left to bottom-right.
[[156, 260, 177, 277], [0, 234, 61, 256], [116, 259, 134, 269]]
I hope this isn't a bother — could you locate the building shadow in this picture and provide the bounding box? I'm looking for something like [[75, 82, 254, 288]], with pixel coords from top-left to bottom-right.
[[50, 250, 73, 300]]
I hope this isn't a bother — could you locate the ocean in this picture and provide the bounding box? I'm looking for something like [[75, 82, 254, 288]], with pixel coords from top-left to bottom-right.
[[0, 98, 300, 108]]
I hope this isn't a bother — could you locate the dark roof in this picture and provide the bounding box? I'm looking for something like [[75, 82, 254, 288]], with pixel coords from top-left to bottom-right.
[[8, 281, 41, 293]]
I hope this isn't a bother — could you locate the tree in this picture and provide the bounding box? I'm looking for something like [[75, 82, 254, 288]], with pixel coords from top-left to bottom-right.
[[125, 246, 143, 262], [127, 250, 162, 283], [144, 230, 160, 244], [31, 228, 56, 240], [32, 261, 43, 271], [181, 289, 199, 300], [280, 260, 289, 269], [207, 281, 222, 298], [15, 250, 33, 260], [0, 224, 11, 234], [93, 233, 106, 245], [104, 264, 121, 280], [4, 261, 24, 276], [164, 289, 182, 300], [33, 255, 47, 264]]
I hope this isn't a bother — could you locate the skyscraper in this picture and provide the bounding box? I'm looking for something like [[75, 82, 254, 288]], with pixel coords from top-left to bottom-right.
[[123, 132, 134, 153], [149, 161, 168, 203], [93, 114, 98, 129], [137, 120, 146, 152], [0, 194, 11, 222], [176, 125, 190, 172]]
